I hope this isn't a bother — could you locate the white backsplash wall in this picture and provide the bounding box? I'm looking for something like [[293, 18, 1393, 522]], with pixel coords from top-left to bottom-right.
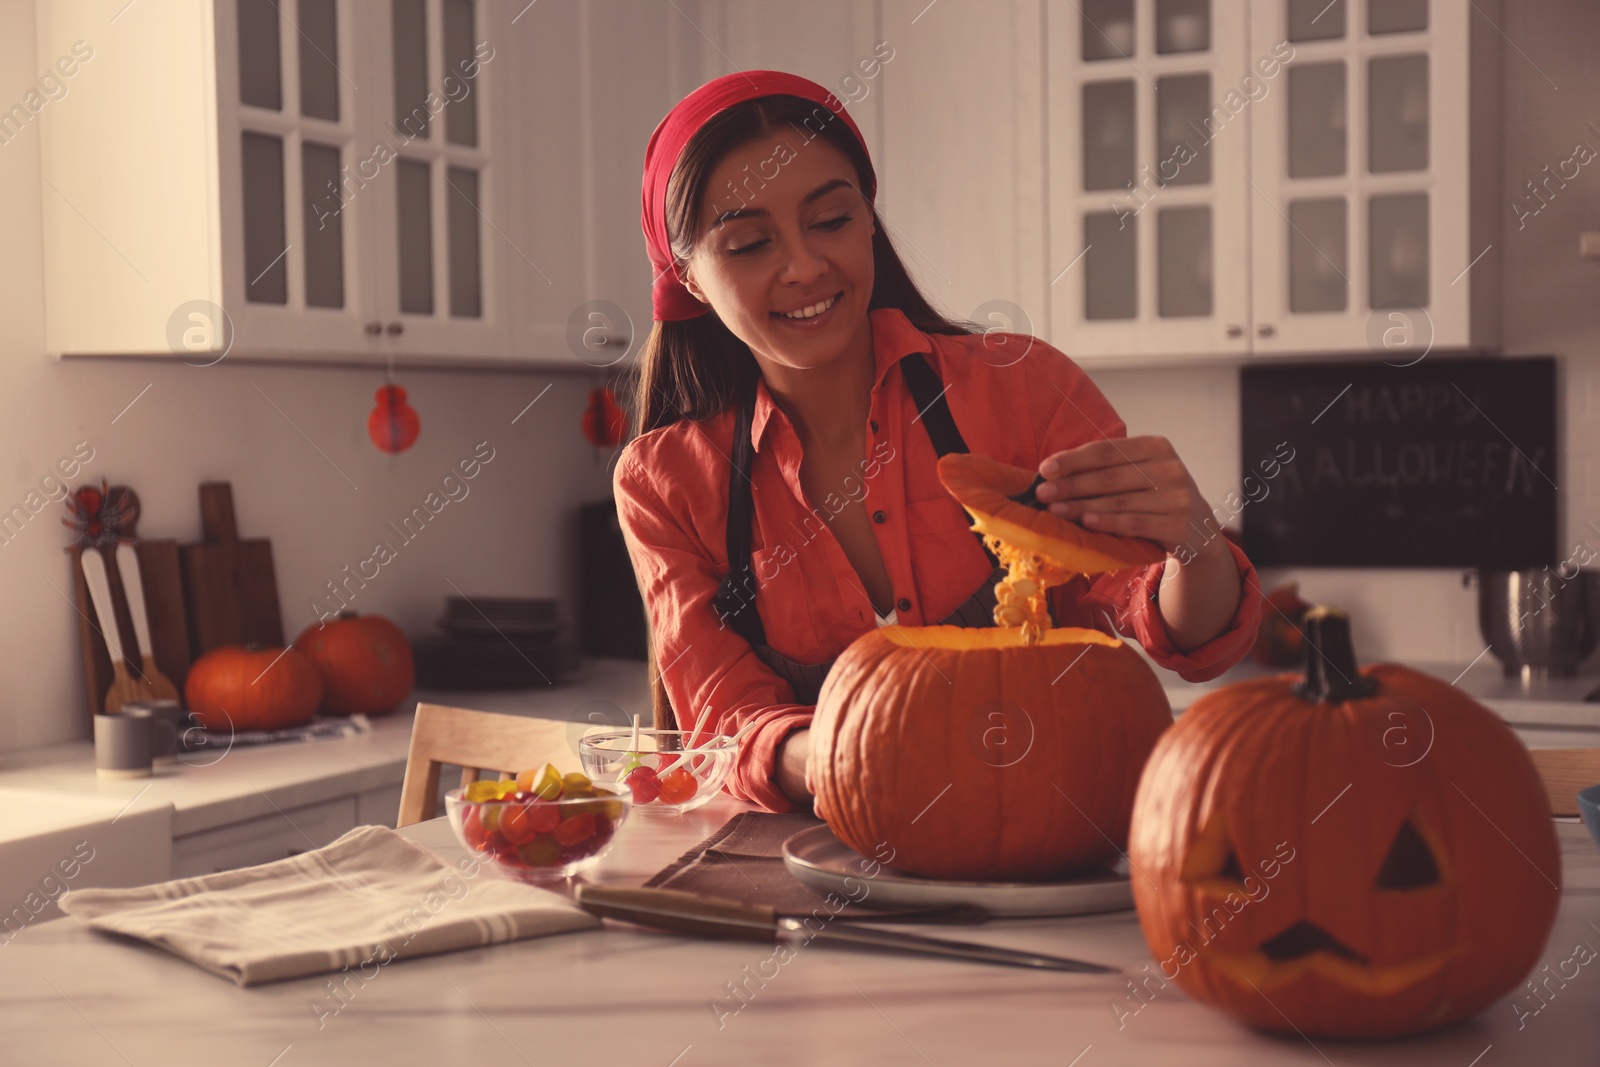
[[1090, 0, 1600, 668], [0, 1, 614, 752]]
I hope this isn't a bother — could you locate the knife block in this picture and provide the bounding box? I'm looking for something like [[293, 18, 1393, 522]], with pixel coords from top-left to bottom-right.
[[67, 540, 193, 725]]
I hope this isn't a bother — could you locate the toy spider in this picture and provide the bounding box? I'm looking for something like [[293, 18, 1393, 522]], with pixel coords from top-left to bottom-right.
[[62, 480, 139, 549]]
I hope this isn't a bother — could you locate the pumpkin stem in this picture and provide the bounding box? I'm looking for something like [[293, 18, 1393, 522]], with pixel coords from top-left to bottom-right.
[[1292, 606, 1378, 704]]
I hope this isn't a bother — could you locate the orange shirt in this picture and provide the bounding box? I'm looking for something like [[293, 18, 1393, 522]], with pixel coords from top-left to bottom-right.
[[613, 307, 1262, 812]]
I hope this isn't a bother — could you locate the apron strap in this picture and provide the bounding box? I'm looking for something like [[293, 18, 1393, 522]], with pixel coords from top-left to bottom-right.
[[899, 352, 1003, 569], [710, 375, 769, 649], [714, 348, 1006, 654]]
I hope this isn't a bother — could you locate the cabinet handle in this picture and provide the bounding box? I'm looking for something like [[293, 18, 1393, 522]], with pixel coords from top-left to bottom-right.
[[1256, 324, 1276, 338], [1226, 324, 1243, 338], [386, 322, 405, 337], [364, 321, 383, 336]]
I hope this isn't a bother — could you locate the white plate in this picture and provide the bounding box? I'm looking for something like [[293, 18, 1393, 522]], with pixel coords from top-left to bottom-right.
[[781, 825, 1134, 919]]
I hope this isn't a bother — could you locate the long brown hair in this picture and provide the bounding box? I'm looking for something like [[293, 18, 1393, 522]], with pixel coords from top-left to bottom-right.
[[625, 94, 974, 730]]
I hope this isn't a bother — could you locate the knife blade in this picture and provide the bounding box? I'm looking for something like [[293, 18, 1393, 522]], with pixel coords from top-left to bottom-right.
[[573, 885, 1118, 974]]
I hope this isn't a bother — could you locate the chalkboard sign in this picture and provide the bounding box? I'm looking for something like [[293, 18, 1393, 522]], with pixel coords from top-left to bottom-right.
[[1239, 357, 1557, 568]]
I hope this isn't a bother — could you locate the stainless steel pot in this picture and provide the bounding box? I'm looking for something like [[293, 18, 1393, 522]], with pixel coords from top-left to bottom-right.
[[1475, 568, 1600, 680]]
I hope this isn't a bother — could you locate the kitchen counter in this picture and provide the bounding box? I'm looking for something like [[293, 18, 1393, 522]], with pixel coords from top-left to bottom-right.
[[1155, 650, 1600, 730], [4, 797, 1596, 1065], [0, 658, 653, 908], [0, 657, 653, 838]]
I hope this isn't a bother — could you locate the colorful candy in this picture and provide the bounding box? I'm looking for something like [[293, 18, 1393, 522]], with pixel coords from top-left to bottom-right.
[[623, 765, 662, 803], [658, 766, 698, 805], [456, 766, 619, 877]]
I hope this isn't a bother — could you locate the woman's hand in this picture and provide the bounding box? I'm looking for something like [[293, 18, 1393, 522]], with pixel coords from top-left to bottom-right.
[[775, 727, 813, 806], [1032, 436, 1242, 651], [1032, 436, 1210, 554]]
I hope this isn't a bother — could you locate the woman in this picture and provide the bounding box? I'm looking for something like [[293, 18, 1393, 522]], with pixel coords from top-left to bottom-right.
[[615, 71, 1261, 813]]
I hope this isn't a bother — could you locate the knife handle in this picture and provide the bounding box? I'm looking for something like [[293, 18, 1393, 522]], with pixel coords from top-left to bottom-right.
[[574, 885, 777, 942]]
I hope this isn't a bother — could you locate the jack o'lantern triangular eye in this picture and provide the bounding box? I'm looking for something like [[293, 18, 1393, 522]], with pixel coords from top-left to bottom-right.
[[1180, 810, 1247, 885], [1216, 847, 1244, 882], [1376, 819, 1441, 889]]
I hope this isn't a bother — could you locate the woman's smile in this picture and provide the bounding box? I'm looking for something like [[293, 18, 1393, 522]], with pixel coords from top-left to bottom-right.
[[771, 289, 844, 328]]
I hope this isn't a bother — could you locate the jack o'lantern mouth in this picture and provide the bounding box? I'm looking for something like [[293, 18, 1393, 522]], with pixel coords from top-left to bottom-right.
[[1258, 921, 1368, 965], [1203, 924, 1465, 995]]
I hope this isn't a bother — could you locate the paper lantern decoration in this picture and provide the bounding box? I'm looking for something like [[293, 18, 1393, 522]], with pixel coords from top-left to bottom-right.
[[581, 386, 626, 449], [369, 385, 420, 454]]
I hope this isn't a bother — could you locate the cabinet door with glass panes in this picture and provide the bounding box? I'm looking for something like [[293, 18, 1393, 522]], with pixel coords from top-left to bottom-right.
[[1047, 0, 1254, 361], [1246, 0, 1499, 356], [363, 0, 508, 359], [217, 0, 380, 355]]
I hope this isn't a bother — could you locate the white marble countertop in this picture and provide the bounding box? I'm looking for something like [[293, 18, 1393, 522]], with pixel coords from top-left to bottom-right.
[[0, 658, 654, 837], [5, 793, 1599, 1066], [1155, 652, 1600, 730]]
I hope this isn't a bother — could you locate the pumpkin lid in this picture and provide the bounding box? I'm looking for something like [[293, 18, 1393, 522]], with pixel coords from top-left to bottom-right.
[[937, 453, 1167, 575]]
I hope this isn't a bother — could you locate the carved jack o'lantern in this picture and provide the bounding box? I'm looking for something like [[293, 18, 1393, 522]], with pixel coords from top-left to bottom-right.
[[1128, 607, 1561, 1039]]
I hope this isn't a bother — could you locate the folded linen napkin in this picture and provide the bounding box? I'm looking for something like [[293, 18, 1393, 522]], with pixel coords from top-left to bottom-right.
[[58, 824, 600, 987], [645, 811, 836, 915]]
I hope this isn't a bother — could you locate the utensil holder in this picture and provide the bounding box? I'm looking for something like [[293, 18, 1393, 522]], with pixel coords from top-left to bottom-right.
[[68, 539, 192, 727], [94, 711, 152, 779]]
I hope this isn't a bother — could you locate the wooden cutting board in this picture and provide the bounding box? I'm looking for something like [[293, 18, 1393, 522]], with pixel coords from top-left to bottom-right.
[[179, 482, 284, 657]]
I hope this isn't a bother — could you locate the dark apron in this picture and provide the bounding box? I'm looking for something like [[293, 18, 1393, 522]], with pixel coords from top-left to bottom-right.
[[709, 351, 1021, 705]]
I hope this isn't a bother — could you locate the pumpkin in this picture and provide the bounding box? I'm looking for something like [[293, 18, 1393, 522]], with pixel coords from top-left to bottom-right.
[[183, 644, 323, 732], [1250, 581, 1312, 666], [293, 612, 414, 716], [810, 453, 1173, 881], [1127, 606, 1561, 1039]]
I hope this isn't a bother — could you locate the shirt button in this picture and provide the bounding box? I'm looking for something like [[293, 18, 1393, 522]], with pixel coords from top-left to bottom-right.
[[870, 420, 879, 433], [872, 509, 887, 524], [896, 597, 911, 612]]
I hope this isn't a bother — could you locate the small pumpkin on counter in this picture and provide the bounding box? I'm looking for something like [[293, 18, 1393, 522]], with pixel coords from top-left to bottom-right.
[[293, 612, 414, 716], [1127, 606, 1561, 1039], [810, 453, 1173, 882], [183, 644, 323, 732], [1250, 581, 1312, 666]]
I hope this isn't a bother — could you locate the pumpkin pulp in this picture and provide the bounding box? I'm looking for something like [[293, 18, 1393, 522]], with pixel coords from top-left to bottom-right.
[[936, 453, 1167, 646]]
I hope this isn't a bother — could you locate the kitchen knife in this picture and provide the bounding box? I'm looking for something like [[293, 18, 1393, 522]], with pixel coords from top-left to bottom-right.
[[573, 885, 1118, 974]]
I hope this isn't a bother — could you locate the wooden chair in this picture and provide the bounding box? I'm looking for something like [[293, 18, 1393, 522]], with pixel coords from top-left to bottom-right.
[[396, 703, 575, 827], [1530, 748, 1600, 818]]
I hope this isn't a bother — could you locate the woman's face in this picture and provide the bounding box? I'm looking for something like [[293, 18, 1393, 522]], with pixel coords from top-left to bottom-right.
[[681, 135, 876, 370]]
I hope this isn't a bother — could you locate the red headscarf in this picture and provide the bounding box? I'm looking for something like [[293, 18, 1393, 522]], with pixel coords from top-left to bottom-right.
[[640, 70, 876, 323]]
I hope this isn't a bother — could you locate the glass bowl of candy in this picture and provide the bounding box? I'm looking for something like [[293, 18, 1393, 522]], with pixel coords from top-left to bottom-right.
[[578, 729, 736, 815], [446, 764, 630, 881]]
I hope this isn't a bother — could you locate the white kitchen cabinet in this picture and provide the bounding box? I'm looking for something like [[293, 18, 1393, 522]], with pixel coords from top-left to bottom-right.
[[502, 0, 711, 366], [877, 0, 1046, 336], [699, 0, 883, 152], [1245, 0, 1500, 357], [170, 795, 357, 878], [37, 0, 511, 365], [1035, 0, 1500, 363], [1048, 0, 1254, 360]]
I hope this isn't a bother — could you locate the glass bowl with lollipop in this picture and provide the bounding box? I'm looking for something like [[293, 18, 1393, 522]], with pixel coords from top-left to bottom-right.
[[578, 709, 744, 815]]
